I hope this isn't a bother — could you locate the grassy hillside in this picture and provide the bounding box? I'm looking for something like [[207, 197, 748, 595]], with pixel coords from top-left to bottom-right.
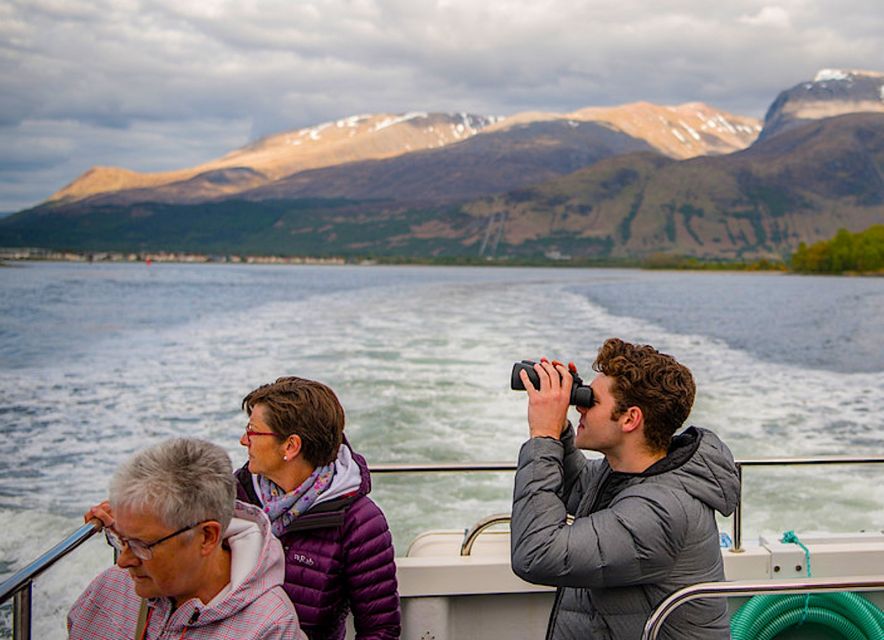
[[0, 198, 480, 257]]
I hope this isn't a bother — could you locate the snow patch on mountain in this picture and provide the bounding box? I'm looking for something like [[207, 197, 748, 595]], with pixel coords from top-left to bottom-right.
[[336, 115, 371, 128], [815, 69, 850, 82], [373, 112, 429, 133], [679, 120, 701, 141]]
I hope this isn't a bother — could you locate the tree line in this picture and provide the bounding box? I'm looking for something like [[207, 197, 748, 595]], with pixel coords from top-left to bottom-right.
[[790, 225, 884, 274]]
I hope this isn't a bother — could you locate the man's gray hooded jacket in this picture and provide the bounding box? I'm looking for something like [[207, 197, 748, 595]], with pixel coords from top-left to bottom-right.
[[511, 425, 739, 640]]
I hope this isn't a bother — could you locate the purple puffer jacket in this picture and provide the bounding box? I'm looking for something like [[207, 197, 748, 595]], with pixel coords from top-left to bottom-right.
[[235, 442, 401, 640]]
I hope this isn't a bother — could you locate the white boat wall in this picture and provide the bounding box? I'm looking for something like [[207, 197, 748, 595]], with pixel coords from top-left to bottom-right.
[[343, 456, 884, 640], [384, 526, 884, 640]]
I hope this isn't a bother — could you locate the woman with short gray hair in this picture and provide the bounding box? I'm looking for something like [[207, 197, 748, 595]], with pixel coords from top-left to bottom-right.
[[110, 437, 236, 535], [70, 438, 305, 640]]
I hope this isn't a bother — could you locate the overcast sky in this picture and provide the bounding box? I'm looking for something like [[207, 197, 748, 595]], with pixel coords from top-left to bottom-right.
[[1, 0, 882, 212]]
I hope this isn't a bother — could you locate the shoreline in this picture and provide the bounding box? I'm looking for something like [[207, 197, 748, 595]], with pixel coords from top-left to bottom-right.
[[4, 248, 878, 275], [0, 248, 791, 272]]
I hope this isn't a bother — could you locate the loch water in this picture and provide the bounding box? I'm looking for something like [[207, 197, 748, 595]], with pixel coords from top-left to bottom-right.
[[1, 261, 882, 638]]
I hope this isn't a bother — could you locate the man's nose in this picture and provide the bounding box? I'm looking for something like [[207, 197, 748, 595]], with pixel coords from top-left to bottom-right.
[[239, 432, 249, 446], [116, 544, 141, 569]]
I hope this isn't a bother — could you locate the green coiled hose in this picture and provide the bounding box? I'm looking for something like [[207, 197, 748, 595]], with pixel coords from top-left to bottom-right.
[[730, 592, 884, 639]]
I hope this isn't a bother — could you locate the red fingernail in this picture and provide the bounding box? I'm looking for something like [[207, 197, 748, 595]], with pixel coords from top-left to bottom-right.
[[552, 359, 563, 367], [568, 361, 577, 373], [540, 357, 549, 363]]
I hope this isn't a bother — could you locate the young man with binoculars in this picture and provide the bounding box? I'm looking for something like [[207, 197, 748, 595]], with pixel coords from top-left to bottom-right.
[[510, 338, 739, 640]]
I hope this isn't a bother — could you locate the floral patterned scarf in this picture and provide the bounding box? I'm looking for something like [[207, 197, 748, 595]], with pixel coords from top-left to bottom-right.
[[257, 463, 335, 536]]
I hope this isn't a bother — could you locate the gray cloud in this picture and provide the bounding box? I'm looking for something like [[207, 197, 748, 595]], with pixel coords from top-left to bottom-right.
[[1, 0, 882, 211]]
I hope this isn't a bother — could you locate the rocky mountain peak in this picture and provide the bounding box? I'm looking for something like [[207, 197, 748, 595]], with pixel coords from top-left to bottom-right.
[[566, 101, 761, 158], [48, 104, 757, 207], [759, 68, 884, 140], [49, 112, 501, 204]]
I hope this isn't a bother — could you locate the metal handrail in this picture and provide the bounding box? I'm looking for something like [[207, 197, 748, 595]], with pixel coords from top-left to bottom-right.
[[460, 513, 577, 556], [460, 513, 511, 556], [372, 462, 517, 473], [641, 575, 884, 640], [0, 521, 101, 640], [373, 455, 884, 553], [370, 456, 884, 475]]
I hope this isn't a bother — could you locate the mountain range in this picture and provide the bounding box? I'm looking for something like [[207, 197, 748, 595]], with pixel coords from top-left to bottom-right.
[[2, 69, 883, 261]]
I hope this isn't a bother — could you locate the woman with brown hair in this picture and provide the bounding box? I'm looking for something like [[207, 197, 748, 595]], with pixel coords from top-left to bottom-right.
[[236, 376, 400, 640]]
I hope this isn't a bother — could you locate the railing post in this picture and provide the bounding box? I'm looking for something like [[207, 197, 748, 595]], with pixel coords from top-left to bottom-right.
[[730, 462, 743, 553], [13, 581, 32, 640]]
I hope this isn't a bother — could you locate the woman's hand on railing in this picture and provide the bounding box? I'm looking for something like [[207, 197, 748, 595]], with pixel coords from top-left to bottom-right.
[[84, 500, 113, 529]]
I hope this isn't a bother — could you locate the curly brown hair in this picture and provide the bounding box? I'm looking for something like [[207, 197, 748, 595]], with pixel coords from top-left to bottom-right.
[[242, 376, 345, 467], [592, 338, 695, 453]]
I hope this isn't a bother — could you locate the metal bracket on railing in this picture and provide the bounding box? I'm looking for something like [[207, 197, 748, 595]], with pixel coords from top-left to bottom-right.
[[641, 575, 884, 640], [460, 513, 511, 556]]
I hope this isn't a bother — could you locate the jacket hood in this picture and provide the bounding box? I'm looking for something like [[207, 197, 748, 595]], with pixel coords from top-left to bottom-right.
[[316, 436, 371, 505], [648, 426, 740, 516], [174, 500, 288, 628]]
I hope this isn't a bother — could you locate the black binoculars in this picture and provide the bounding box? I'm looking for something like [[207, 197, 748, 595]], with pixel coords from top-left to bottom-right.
[[510, 360, 595, 408]]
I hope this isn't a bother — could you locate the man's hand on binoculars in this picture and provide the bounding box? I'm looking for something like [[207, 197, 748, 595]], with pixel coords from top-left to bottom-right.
[[521, 358, 572, 440]]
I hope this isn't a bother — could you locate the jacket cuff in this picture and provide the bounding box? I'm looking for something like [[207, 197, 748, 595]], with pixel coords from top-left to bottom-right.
[[518, 435, 564, 468]]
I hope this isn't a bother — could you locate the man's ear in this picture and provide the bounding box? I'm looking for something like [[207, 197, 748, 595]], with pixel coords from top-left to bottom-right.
[[198, 521, 224, 556], [620, 406, 644, 434]]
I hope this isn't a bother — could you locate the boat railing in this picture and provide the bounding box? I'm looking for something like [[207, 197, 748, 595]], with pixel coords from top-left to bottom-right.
[[1, 456, 882, 639], [641, 575, 884, 640], [372, 455, 884, 555], [0, 520, 101, 640]]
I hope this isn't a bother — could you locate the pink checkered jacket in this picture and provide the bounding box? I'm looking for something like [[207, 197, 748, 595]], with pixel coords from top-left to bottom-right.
[[68, 501, 306, 640]]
